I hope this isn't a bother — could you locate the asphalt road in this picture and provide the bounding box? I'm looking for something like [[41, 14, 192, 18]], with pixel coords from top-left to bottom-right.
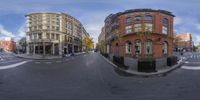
[[0, 52, 200, 100]]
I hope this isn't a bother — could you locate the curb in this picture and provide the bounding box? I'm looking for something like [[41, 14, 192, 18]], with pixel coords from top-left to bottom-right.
[[99, 53, 185, 76]]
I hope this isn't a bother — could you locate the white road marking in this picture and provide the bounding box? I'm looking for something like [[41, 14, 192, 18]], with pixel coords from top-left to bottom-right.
[[46, 62, 52, 64], [0, 61, 28, 70], [56, 61, 62, 63], [35, 62, 41, 64], [182, 66, 200, 70]]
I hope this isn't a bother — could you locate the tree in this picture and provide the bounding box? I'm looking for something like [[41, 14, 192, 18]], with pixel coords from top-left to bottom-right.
[[83, 36, 94, 51]]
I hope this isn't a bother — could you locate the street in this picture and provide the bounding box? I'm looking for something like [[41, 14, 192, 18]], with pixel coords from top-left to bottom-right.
[[0, 52, 200, 100]]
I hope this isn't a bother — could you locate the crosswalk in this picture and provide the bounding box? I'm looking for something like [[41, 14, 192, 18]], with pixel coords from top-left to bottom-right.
[[181, 53, 200, 70], [0, 52, 24, 65]]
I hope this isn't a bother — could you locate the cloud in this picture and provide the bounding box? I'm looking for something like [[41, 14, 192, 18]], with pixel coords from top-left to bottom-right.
[[0, 24, 14, 37], [193, 34, 200, 45], [13, 23, 26, 41], [195, 24, 200, 31], [17, 23, 26, 37], [174, 17, 183, 25]]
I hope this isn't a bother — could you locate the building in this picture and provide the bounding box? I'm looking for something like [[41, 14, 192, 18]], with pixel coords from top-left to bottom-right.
[[0, 37, 16, 52], [104, 9, 175, 71], [81, 27, 90, 52], [98, 26, 106, 53], [25, 12, 88, 56], [175, 33, 193, 52]]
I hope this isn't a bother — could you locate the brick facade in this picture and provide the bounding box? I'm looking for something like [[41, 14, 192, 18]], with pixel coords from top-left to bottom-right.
[[104, 9, 175, 59], [0, 39, 16, 52]]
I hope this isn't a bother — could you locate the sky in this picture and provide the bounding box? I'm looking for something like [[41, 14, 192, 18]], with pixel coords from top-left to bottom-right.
[[0, 0, 200, 45]]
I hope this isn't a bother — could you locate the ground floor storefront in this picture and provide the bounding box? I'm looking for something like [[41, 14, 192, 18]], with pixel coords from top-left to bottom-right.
[[27, 42, 82, 56]]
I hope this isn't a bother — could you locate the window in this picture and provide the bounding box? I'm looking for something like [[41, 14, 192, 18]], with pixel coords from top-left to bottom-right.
[[38, 33, 42, 39], [52, 26, 55, 30], [52, 33, 55, 39], [125, 17, 132, 24], [34, 34, 37, 39], [56, 27, 60, 31], [125, 42, 132, 54], [46, 33, 50, 39], [65, 35, 68, 42], [145, 23, 153, 32], [134, 24, 142, 32], [56, 22, 60, 25], [162, 26, 168, 34], [29, 34, 32, 40], [163, 42, 168, 54], [144, 15, 153, 32], [134, 16, 142, 22], [145, 40, 152, 54], [56, 34, 59, 40], [135, 40, 141, 55], [144, 15, 153, 21], [162, 18, 168, 34], [125, 25, 132, 34]]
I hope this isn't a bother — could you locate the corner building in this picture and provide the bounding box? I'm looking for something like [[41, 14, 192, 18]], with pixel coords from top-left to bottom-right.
[[104, 9, 175, 71], [26, 12, 87, 56]]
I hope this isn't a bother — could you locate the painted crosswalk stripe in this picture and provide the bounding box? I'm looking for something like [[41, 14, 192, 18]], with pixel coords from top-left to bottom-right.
[[46, 62, 52, 64], [0, 61, 28, 70], [182, 66, 200, 70], [35, 62, 41, 64], [56, 61, 62, 63]]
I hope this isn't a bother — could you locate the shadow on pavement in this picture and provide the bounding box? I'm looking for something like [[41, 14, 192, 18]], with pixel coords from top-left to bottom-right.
[[114, 68, 134, 77]]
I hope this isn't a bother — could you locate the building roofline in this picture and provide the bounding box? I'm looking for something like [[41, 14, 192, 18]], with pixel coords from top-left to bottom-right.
[[118, 9, 175, 17], [25, 12, 62, 16], [25, 12, 82, 25], [105, 8, 175, 22]]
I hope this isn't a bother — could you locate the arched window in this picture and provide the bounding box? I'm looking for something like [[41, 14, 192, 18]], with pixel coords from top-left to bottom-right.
[[145, 40, 152, 54], [135, 40, 141, 55], [125, 17, 132, 24], [144, 15, 153, 21], [134, 16, 142, 22], [125, 41, 132, 54], [162, 18, 168, 34], [144, 15, 153, 32], [134, 16, 142, 32], [163, 42, 168, 54]]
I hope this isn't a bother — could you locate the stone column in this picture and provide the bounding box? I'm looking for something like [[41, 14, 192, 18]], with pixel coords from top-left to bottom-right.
[[59, 34, 63, 56], [26, 43, 30, 55], [52, 43, 55, 55], [43, 42, 45, 56], [33, 43, 35, 55]]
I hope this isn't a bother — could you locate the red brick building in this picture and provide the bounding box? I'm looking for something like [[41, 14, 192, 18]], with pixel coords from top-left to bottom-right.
[[0, 37, 16, 52], [104, 9, 175, 71], [175, 33, 193, 52]]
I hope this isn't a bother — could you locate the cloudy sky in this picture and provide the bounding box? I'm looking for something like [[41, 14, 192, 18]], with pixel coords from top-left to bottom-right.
[[0, 0, 200, 45]]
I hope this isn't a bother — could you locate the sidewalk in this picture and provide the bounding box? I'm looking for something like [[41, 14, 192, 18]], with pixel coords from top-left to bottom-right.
[[14, 52, 87, 60], [14, 54, 62, 60], [99, 53, 188, 76]]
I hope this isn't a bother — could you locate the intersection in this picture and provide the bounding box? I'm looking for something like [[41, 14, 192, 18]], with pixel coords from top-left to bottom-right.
[[0, 52, 200, 100]]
